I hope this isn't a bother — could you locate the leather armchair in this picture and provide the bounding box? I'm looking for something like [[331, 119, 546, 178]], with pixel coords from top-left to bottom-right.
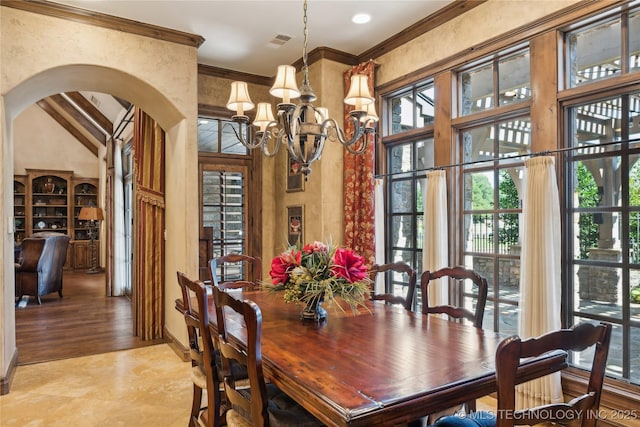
[[15, 232, 71, 304]]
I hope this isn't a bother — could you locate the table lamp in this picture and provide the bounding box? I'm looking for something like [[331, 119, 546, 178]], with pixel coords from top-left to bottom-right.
[[78, 206, 104, 274]]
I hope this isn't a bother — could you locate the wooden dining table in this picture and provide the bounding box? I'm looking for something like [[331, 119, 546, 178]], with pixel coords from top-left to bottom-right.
[[180, 289, 567, 427]]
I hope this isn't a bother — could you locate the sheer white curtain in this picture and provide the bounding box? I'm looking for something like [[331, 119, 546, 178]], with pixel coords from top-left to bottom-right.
[[422, 170, 448, 306], [516, 156, 563, 407], [111, 140, 127, 296], [374, 178, 385, 294]]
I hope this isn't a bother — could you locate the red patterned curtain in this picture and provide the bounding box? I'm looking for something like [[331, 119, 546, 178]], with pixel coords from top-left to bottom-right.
[[132, 107, 166, 340], [343, 60, 376, 265]]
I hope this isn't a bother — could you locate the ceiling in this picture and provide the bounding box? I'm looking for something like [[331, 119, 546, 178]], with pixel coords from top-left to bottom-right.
[[25, 0, 458, 154], [49, 0, 456, 76]]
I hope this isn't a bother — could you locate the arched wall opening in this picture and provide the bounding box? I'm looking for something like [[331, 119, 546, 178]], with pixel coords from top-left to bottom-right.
[[1, 64, 198, 389]]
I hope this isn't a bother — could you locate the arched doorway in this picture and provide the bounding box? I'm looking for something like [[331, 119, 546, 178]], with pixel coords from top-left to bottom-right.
[[2, 64, 198, 390]]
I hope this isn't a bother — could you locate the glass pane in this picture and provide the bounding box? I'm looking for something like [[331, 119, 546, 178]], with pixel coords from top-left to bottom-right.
[[498, 258, 520, 302], [574, 264, 622, 318], [466, 255, 494, 296], [631, 215, 640, 263], [631, 269, 640, 322], [575, 212, 622, 260], [389, 89, 415, 134], [497, 118, 531, 157], [391, 249, 413, 265], [198, 118, 219, 152], [498, 213, 520, 254], [574, 161, 602, 208], [463, 214, 494, 253], [390, 144, 413, 175], [484, 300, 495, 331], [221, 121, 248, 154], [391, 180, 412, 213], [464, 171, 495, 210], [498, 302, 518, 336], [498, 50, 531, 106], [461, 125, 494, 165], [631, 327, 640, 384], [630, 9, 640, 74], [416, 138, 434, 171], [498, 168, 522, 209], [417, 215, 424, 250], [568, 17, 621, 87], [630, 154, 640, 208], [391, 215, 414, 248], [416, 179, 424, 212], [416, 83, 435, 127], [460, 62, 494, 116]]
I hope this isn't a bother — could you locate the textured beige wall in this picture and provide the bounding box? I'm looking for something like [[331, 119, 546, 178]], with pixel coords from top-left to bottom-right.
[[13, 105, 99, 177], [1, 6, 199, 383]]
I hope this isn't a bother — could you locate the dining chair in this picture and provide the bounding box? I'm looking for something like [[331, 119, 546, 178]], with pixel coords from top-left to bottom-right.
[[209, 254, 262, 289], [368, 262, 417, 311], [417, 266, 488, 422], [176, 271, 223, 427], [212, 283, 323, 427], [432, 322, 613, 427], [421, 266, 488, 329]]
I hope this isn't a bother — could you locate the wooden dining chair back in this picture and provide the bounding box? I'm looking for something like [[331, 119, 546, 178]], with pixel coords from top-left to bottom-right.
[[176, 271, 222, 427], [213, 283, 322, 427], [494, 322, 612, 427], [432, 322, 612, 427], [368, 262, 417, 311], [209, 254, 262, 290], [420, 266, 488, 328]]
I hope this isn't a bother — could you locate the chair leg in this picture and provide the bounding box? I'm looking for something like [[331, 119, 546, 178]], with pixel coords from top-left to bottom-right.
[[191, 384, 203, 427], [58, 289, 63, 298]]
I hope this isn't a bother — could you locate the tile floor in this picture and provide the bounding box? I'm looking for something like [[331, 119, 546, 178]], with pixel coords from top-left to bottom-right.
[[0, 344, 193, 426], [1, 343, 498, 426]]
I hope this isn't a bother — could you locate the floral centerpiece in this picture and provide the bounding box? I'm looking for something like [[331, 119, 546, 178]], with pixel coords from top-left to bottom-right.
[[266, 240, 371, 320]]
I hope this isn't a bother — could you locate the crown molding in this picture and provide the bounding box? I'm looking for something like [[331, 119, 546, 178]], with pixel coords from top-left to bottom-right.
[[1, 0, 205, 47], [197, 64, 272, 86]]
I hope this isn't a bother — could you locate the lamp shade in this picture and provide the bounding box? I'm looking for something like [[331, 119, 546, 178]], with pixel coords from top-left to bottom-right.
[[344, 74, 374, 110], [253, 102, 276, 132], [270, 65, 301, 104], [226, 81, 255, 116], [78, 206, 104, 221], [361, 101, 379, 123]]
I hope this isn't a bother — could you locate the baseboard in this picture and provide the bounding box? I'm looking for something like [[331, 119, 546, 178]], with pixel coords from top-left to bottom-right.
[[164, 326, 189, 362], [0, 348, 19, 395]]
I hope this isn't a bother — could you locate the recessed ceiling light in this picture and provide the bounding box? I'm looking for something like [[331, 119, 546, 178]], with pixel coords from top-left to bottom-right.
[[352, 13, 371, 24]]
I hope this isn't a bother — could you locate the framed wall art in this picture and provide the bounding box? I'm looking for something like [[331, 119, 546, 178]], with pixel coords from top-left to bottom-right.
[[287, 205, 304, 246], [286, 152, 304, 192]]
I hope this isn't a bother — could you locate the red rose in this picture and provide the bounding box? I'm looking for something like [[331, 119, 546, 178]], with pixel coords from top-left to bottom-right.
[[269, 249, 302, 285], [331, 247, 368, 283]]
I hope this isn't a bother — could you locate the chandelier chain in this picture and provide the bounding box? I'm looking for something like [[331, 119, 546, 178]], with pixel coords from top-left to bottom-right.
[[303, 0, 308, 69]]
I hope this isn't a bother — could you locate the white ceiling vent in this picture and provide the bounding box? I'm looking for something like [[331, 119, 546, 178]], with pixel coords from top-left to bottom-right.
[[267, 34, 293, 48]]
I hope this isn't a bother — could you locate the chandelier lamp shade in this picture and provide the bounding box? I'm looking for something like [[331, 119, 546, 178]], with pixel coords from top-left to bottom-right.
[[226, 0, 378, 179]]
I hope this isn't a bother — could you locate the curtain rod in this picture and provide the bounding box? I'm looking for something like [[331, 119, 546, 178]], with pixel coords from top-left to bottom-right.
[[374, 137, 640, 179]]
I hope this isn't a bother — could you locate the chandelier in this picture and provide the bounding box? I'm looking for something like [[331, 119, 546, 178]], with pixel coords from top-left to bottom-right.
[[225, 0, 378, 179]]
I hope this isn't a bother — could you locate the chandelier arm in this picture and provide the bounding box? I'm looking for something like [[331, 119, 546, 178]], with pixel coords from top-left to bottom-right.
[[260, 125, 284, 158], [322, 117, 369, 148], [226, 120, 274, 150]]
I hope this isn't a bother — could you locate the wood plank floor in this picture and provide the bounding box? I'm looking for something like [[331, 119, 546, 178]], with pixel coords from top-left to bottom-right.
[[15, 271, 164, 365]]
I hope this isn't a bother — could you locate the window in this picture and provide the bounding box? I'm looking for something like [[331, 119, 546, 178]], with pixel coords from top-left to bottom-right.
[[387, 138, 434, 293], [459, 47, 531, 116], [383, 80, 435, 308], [460, 117, 531, 335], [198, 117, 248, 154], [565, 92, 640, 383], [198, 114, 258, 283], [387, 82, 435, 135], [566, 6, 640, 88]]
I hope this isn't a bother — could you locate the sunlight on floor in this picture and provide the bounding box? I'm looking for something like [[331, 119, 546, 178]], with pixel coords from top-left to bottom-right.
[[0, 344, 192, 426]]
